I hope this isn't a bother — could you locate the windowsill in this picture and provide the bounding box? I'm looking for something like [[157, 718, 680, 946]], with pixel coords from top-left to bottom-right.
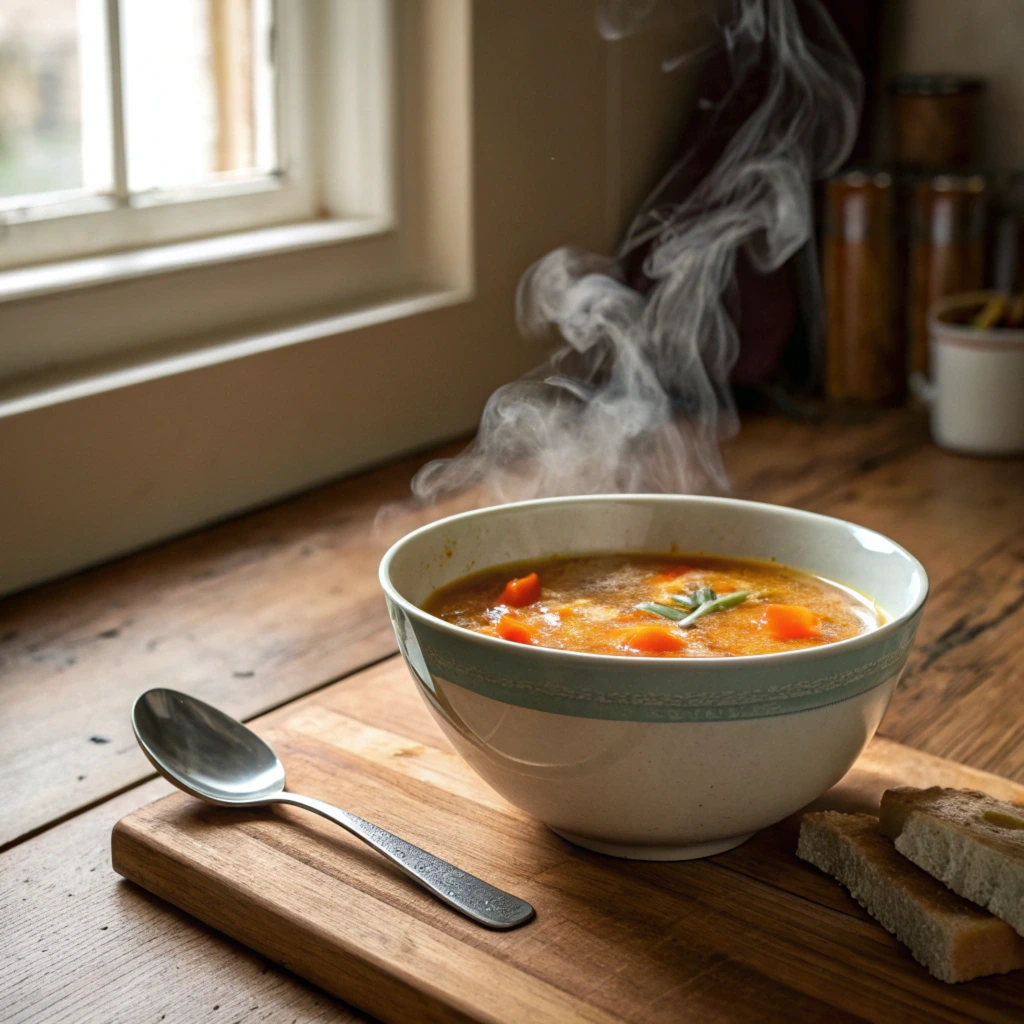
[[0, 285, 471, 418], [0, 215, 394, 304]]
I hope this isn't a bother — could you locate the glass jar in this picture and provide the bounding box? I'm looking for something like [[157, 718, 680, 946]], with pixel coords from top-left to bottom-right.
[[889, 75, 985, 169], [823, 169, 904, 404]]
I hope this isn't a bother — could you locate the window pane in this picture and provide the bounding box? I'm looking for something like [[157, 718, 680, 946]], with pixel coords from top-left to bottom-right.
[[121, 0, 277, 193], [0, 0, 83, 199]]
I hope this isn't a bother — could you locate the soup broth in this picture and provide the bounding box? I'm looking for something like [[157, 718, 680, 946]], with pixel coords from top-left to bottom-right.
[[423, 554, 880, 658]]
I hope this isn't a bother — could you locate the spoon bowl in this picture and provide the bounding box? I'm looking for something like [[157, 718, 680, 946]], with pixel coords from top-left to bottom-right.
[[134, 688, 285, 804]]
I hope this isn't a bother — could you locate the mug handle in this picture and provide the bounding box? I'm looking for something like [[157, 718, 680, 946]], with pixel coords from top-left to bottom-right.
[[909, 371, 936, 404]]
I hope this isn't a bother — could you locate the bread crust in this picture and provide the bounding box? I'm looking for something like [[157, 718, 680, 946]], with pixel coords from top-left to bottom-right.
[[798, 810, 1024, 982], [880, 787, 1024, 937]]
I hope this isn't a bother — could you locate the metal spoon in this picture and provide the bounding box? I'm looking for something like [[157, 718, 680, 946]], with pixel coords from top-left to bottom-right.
[[131, 688, 535, 930]]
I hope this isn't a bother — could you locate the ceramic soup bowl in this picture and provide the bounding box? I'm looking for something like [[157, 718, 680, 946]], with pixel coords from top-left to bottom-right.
[[380, 496, 928, 860]]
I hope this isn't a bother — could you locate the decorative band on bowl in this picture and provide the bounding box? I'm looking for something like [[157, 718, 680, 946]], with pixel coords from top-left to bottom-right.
[[410, 617, 919, 723]]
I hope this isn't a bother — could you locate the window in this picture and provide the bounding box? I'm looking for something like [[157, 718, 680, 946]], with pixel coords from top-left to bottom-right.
[[0, 0, 423, 385], [0, 0, 391, 271]]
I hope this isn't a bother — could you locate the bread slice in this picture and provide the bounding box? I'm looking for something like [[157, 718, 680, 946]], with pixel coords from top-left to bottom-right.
[[880, 787, 1024, 938], [797, 811, 1024, 982]]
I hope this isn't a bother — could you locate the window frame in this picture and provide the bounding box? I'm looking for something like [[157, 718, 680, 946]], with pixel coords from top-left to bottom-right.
[[0, 0, 409, 386], [0, 0, 327, 269], [0, 0, 398, 271]]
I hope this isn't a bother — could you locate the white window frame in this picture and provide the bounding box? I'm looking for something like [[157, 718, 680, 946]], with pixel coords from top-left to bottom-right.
[[0, 0, 410, 385], [0, 0, 392, 269]]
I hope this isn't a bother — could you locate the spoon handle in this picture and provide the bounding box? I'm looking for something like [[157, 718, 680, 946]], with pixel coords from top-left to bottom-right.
[[275, 792, 535, 930]]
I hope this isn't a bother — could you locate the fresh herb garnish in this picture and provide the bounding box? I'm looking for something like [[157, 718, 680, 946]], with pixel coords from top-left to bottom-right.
[[640, 585, 750, 627], [671, 586, 717, 610], [677, 589, 749, 627], [636, 601, 685, 621]]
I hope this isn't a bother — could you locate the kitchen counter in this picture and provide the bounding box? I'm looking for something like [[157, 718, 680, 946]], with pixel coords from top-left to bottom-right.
[[2, 408, 1022, 1023]]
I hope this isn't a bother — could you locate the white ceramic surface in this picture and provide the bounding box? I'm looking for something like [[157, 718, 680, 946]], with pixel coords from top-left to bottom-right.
[[919, 291, 1024, 456], [380, 496, 928, 860]]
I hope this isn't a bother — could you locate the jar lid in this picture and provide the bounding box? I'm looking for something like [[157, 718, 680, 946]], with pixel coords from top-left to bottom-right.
[[906, 169, 987, 191], [935, 174, 987, 193], [889, 74, 986, 96], [831, 166, 893, 189]]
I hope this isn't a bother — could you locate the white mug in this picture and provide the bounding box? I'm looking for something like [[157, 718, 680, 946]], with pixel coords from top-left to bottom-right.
[[914, 291, 1024, 456]]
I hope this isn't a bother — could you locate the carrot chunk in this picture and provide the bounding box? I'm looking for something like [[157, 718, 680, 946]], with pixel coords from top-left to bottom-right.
[[501, 572, 541, 607], [651, 565, 691, 583], [497, 614, 538, 645], [762, 604, 822, 640], [617, 624, 687, 653]]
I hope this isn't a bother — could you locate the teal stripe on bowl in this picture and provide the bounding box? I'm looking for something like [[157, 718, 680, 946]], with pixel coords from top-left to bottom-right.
[[406, 611, 921, 723]]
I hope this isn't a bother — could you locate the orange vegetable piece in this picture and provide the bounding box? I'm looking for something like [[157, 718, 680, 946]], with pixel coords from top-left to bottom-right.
[[651, 565, 691, 583], [501, 572, 541, 607], [617, 624, 687, 653], [497, 614, 538, 645], [762, 604, 821, 640]]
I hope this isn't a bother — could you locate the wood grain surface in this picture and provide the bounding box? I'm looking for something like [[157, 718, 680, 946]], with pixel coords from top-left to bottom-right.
[[0, 411, 936, 849], [0, 441, 465, 849], [3, 408, 1023, 1024], [0, 777, 370, 1024], [111, 659, 1024, 1024]]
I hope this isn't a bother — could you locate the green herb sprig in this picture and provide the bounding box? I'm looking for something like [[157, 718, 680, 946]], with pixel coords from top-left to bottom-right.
[[637, 585, 749, 628], [672, 585, 716, 610], [636, 601, 685, 621], [672, 589, 749, 627]]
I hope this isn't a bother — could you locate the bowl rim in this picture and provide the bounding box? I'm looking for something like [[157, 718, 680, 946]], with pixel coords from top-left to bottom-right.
[[379, 494, 929, 672]]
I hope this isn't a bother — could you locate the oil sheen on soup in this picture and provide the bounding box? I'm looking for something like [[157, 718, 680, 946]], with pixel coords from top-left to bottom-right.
[[423, 554, 880, 658]]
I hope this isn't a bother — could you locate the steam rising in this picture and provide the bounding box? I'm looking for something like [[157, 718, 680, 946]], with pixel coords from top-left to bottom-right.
[[412, 0, 861, 505]]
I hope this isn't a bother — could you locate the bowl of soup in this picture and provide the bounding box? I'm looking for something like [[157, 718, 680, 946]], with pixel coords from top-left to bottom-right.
[[379, 496, 928, 860]]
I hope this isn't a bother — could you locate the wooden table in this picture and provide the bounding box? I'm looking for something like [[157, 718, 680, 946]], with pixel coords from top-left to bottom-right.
[[2, 409, 1022, 1023]]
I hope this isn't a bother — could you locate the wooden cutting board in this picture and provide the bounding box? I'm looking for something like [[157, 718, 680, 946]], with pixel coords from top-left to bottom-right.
[[112, 658, 1024, 1024]]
